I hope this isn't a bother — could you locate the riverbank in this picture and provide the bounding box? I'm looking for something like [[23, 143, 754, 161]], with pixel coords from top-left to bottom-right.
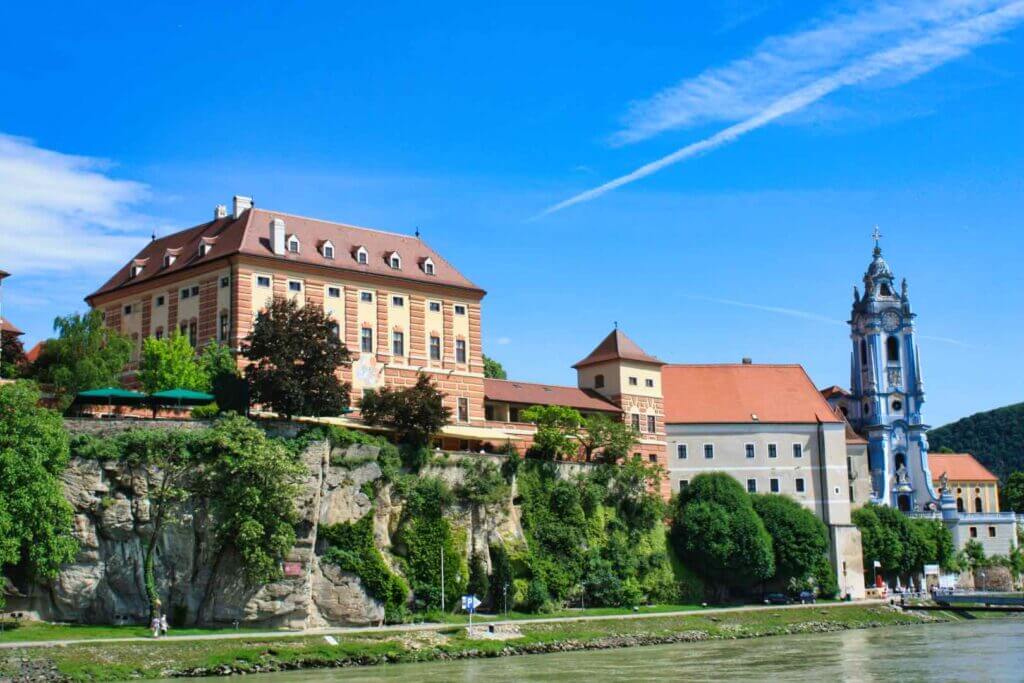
[[0, 604, 953, 682]]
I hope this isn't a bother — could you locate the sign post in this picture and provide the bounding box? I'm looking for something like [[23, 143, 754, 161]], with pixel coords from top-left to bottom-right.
[[461, 594, 482, 632]]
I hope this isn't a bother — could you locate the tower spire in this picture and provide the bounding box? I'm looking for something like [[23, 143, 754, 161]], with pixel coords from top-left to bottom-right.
[[872, 225, 882, 256]]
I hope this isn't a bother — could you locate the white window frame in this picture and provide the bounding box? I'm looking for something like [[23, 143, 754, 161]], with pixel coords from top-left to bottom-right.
[[288, 280, 303, 293], [747, 478, 757, 493], [327, 286, 342, 298], [745, 442, 755, 459], [392, 331, 404, 357], [360, 327, 374, 353], [423, 257, 435, 275], [429, 300, 442, 312], [770, 478, 780, 493], [287, 235, 301, 253], [457, 397, 469, 423], [256, 275, 271, 288], [355, 246, 369, 264], [628, 376, 638, 386], [360, 291, 373, 302], [429, 335, 442, 361], [388, 252, 402, 269], [646, 414, 656, 433], [454, 304, 466, 315], [703, 443, 714, 460], [322, 241, 335, 259], [645, 378, 654, 388], [795, 477, 806, 493], [676, 443, 687, 460], [220, 276, 230, 288], [180, 287, 191, 299], [793, 443, 803, 459], [391, 295, 405, 307], [455, 339, 467, 364], [768, 443, 778, 459]]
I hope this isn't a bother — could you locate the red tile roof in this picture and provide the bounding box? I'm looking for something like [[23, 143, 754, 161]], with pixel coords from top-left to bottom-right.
[[820, 385, 851, 399], [483, 378, 621, 413], [87, 207, 483, 301], [573, 329, 664, 369], [663, 364, 842, 424], [25, 341, 45, 363], [0, 317, 23, 336], [928, 453, 998, 483]]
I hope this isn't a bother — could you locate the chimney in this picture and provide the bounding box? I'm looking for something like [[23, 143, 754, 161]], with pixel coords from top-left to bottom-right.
[[271, 217, 286, 255], [233, 195, 253, 219], [742, 357, 753, 365], [214, 204, 228, 220]]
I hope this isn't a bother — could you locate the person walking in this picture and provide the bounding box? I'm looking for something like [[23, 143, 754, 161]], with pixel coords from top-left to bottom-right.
[[150, 614, 162, 638], [160, 614, 169, 637]]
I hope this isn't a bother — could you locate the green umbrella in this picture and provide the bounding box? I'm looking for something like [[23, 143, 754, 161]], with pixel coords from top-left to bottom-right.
[[149, 388, 215, 407], [75, 387, 148, 406]]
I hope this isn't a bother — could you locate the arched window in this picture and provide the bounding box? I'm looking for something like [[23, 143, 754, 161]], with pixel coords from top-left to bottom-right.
[[974, 497, 983, 513], [956, 498, 965, 512], [886, 336, 900, 362], [894, 452, 906, 470], [860, 339, 867, 365], [879, 283, 892, 296]]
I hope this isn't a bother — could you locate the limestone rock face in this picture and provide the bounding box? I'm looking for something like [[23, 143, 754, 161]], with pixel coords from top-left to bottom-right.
[[13, 442, 523, 629]]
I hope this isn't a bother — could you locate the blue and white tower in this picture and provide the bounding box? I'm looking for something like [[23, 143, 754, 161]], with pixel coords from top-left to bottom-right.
[[846, 229, 937, 511]]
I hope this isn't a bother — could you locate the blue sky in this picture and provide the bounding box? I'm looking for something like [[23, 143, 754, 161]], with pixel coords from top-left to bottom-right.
[[2, 1, 1022, 426]]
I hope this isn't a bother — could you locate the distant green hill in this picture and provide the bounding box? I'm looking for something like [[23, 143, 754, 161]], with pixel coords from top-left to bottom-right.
[[928, 402, 1024, 481]]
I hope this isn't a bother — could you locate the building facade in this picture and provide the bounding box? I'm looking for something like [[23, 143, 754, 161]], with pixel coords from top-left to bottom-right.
[[86, 196, 487, 424]]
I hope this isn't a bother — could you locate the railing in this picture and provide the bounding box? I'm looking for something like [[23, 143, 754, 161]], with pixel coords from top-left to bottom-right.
[[904, 511, 1019, 523]]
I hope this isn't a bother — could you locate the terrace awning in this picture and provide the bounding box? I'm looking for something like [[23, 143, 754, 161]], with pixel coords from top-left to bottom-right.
[[149, 389, 215, 406], [75, 387, 148, 405]]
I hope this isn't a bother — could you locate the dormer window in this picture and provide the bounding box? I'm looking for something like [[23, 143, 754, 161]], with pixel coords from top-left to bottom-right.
[[388, 252, 402, 270], [355, 246, 369, 264], [198, 243, 210, 257], [422, 258, 436, 275], [163, 254, 176, 268], [130, 264, 144, 278], [321, 241, 335, 259], [287, 235, 301, 253]]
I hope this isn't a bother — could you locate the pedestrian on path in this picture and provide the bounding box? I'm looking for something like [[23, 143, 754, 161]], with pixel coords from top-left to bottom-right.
[[160, 614, 169, 637], [150, 615, 162, 639]]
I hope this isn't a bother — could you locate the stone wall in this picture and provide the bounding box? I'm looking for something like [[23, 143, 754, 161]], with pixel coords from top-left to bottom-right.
[[7, 439, 524, 628]]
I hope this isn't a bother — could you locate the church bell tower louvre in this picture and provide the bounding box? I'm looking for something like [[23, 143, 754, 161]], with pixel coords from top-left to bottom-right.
[[846, 228, 936, 512]]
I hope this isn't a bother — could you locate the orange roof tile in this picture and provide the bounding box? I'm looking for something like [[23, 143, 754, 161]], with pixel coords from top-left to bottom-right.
[[663, 364, 842, 424], [573, 329, 664, 369], [0, 317, 23, 336], [87, 207, 483, 301], [25, 341, 45, 363], [483, 378, 621, 414], [928, 453, 998, 483], [820, 385, 850, 399]]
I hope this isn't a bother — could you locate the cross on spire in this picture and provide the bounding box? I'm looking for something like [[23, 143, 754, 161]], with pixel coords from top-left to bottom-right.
[[872, 225, 882, 247]]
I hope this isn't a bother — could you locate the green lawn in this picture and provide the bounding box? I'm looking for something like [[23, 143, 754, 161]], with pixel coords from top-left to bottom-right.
[[435, 602, 707, 623], [0, 605, 943, 682], [0, 620, 270, 643]]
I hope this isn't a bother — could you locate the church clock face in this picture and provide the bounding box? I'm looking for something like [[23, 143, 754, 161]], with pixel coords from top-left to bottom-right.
[[881, 310, 901, 333]]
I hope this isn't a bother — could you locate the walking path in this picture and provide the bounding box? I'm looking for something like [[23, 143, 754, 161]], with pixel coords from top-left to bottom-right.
[[0, 600, 885, 650]]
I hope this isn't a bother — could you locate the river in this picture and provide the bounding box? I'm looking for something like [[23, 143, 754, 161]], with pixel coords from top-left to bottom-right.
[[220, 618, 1024, 682]]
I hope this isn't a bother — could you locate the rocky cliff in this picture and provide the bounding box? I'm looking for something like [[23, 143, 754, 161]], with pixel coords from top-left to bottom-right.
[[8, 441, 523, 628]]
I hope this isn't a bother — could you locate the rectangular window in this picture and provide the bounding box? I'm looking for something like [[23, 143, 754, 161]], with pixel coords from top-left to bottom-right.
[[988, 526, 996, 538], [190, 285, 199, 296], [455, 339, 467, 363], [770, 478, 780, 493], [392, 331, 404, 356], [123, 305, 132, 315], [429, 301, 441, 312], [430, 336, 441, 361], [323, 245, 334, 259], [219, 313, 229, 342], [645, 378, 654, 388], [631, 414, 641, 430], [180, 321, 188, 336], [154, 328, 164, 341], [704, 444, 714, 459], [256, 276, 271, 288], [793, 443, 803, 459], [454, 304, 466, 315], [969, 526, 978, 538], [360, 291, 373, 303], [628, 376, 638, 386], [361, 327, 373, 353], [795, 478, 806, 493], [328, 286, 341, 298], [288, 280, 302, 292], [747, 479, 757, 493], [768, 444, 778, 459], [648, 454, 657, 463], [679, 480, 689, 493], [646, 415, 656, 433], [391, 296, 404, 307], [188, 320, 197, 348], [745, 443, 755, 459], [457, 397, 469, 422], [181, 288, 190, 299], [677, 444, 687, 459], [220, 276, 229, 288], [155, 295, 165, 307]]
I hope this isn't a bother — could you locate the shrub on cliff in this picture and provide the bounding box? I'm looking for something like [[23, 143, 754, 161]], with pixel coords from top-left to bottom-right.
[[0, 381, 77, 607], [243, 297, 352, 418], [670, 473, 774, 597], [321, 515, 409, 623]]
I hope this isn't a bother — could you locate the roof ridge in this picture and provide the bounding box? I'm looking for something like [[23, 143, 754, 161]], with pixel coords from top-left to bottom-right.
[[252, 207, 416, 240], [663, 363, 804, 368]]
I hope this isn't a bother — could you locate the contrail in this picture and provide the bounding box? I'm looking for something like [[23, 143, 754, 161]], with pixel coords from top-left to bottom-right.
[[537, 2, 1024, 217]]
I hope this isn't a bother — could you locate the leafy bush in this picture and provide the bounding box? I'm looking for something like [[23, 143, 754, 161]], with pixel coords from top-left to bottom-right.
[[359, 374, 450, 448], [468, 553, 490, 604], [456, 458, 510, 506], [191, 402, 220, 418], [751, 493, 829, 586], [321, 515, 409, 623]]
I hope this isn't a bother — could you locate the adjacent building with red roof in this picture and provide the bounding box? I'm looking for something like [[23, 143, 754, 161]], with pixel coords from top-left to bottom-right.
[[928, 452, 1001, 513]]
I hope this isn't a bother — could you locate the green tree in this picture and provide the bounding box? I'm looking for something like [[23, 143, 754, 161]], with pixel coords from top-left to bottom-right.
[[1002, 471, 1024, 513], [1, 332, 26, 378], [520, 404, 582, 460], [200, 342, 247, 414], [482, 354, 507, 379], [928, 402, 1024, 480], [851, 504, 903, 576], [751, 494, 829, 586], [0, 382, 77, 607], [138, 333, 208, 393], [359, 373, 450, 448], [670, 473, 774, 597], [243, 297, 352, 418], [468, 552, 490, 604], [394, 477, 466, 611], [35, 310, 132, 410], [578, 413, 638, 463]]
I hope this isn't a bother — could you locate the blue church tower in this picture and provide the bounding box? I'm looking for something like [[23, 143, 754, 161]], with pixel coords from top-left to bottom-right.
[[846, 230, 937, 511]]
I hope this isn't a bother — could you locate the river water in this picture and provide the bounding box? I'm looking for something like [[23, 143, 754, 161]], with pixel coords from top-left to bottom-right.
[[224, 619, 1024, 683]]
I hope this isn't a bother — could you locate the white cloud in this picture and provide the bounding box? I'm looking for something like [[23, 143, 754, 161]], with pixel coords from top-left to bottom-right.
[[496, 336, 512, 345], [540, 0, 1024, 216], [0, 133, 151, 273]]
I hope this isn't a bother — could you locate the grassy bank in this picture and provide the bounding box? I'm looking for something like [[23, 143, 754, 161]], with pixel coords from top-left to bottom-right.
[[1, 605, 948, 681]]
